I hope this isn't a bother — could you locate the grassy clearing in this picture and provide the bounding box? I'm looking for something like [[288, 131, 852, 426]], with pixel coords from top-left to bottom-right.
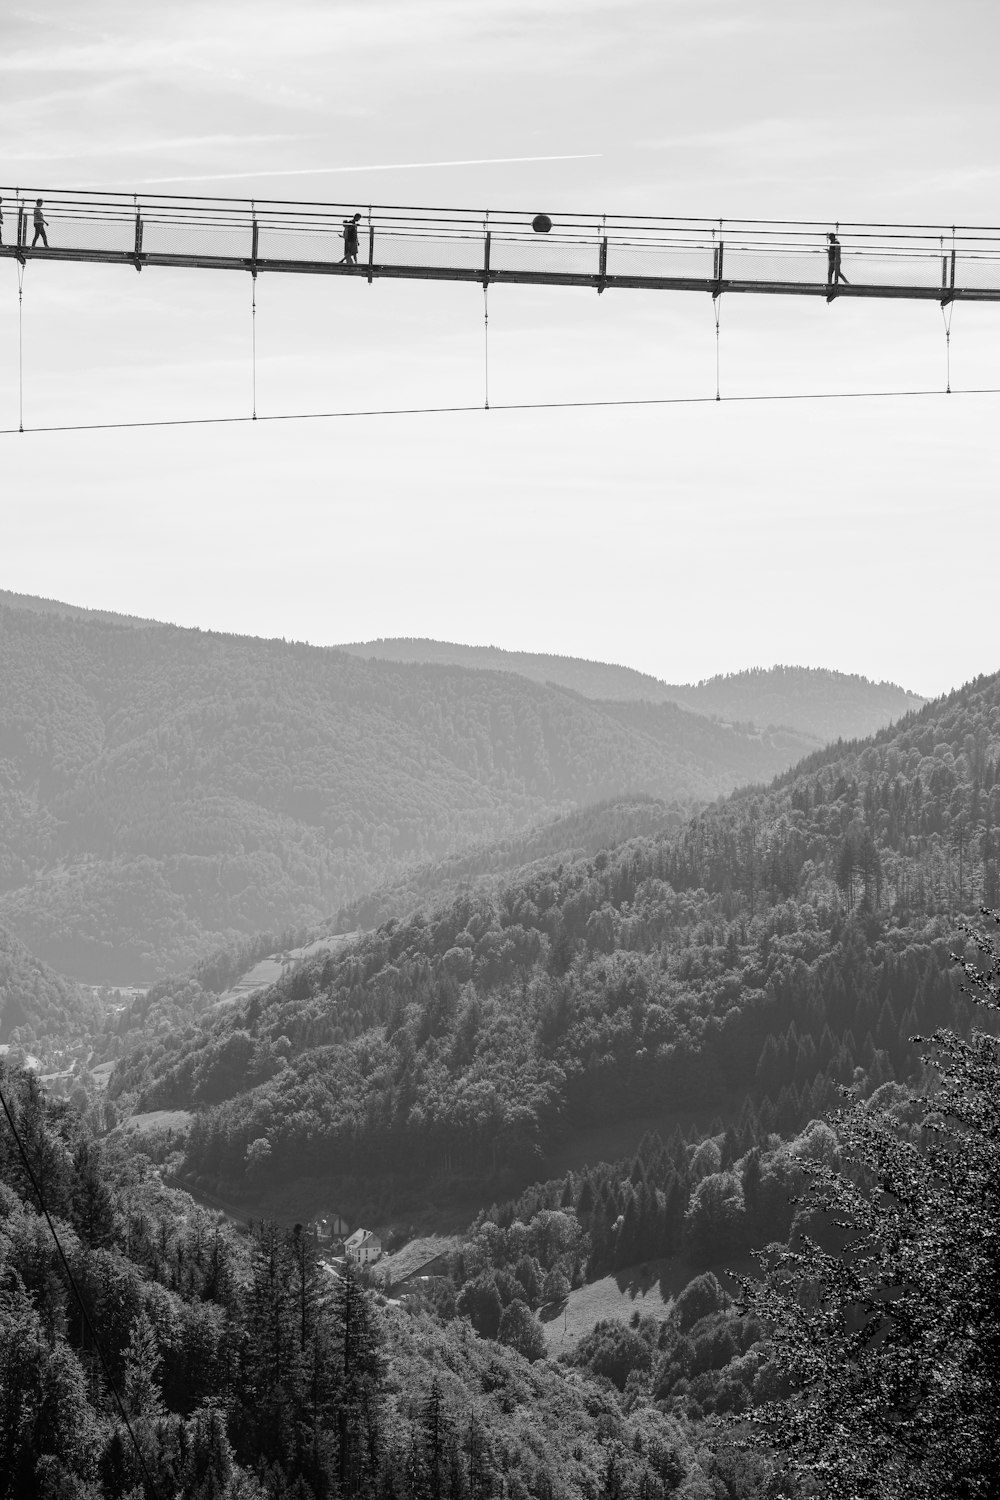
[[121, 1108, 194, 1135], [542, 1253, 756, 1355], [90, 1061, 116, 1091], [216, 931, 363, 1008]]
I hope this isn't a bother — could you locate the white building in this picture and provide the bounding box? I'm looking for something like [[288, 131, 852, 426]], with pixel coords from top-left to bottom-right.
[[344, 1228, 382, 1265]]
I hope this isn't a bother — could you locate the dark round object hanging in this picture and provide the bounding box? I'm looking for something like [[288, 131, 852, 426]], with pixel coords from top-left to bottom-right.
[[532, 214, 552, 234]]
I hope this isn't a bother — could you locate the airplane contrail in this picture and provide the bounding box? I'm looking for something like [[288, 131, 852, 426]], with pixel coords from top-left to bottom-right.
[[134, 153, 601, 186]]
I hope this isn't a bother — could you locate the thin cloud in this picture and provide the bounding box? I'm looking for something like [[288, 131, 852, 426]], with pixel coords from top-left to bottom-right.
[[135, 154, 602, 186], [1, 134, 313, 164]]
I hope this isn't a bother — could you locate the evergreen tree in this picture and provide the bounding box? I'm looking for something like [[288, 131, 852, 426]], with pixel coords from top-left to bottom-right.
[[333, 1260, 385, 1494], [122, 1309, 165, 1422]]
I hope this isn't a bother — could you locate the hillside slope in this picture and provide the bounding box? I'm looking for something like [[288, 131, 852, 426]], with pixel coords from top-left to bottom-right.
[[0, 586, 157, 628], [337, 640, 925, 741], [0, 924, 100, 1056], [0, 602, 817, 983], [112, 670, 999, 1219]]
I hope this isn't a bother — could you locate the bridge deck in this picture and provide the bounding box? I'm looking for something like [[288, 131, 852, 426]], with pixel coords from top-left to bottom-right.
[[2, 189, 999, 302]]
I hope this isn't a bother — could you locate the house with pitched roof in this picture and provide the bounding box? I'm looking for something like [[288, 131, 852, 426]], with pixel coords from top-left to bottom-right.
[[310, 1213, 350, 1247], [344, 1228, 382, 1266]]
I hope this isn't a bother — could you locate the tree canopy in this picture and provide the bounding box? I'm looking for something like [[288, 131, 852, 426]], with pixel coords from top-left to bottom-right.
[[735, 910, 1000, 1498]]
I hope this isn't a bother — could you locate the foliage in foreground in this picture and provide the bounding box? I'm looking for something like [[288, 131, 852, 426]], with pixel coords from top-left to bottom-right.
[[735, 910, 1000, 1499]]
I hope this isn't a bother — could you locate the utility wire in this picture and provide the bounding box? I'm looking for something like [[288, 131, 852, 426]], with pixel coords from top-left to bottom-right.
[[0, 1076, 162, 1500], [1, 384, 999, 439]]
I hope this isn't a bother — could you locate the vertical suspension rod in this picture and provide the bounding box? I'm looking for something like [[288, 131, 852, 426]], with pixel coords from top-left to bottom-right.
[[251, 205, 258, 419], [17, 260, 24, 432]]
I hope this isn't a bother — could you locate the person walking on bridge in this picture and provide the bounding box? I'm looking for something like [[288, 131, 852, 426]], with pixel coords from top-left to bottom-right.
[[826, 231, 848, 288], [32, 199, 49, 248], [340, 212, 361, 266]]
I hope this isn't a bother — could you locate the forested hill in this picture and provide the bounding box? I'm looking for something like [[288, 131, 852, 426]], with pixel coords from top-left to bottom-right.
[[337, 638, 688, 703], [0, 602, 818, 984], [112, 668, 1000, 1220], [0, 586, 156, 628], [667, 665, 926, 745], [337, 641, 925, 742], [0, 924, 100, 1054], [335, 796, 683, 934]]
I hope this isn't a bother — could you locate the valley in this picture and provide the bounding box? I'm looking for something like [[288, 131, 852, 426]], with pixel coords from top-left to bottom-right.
[[1, 588, 993, 1500]]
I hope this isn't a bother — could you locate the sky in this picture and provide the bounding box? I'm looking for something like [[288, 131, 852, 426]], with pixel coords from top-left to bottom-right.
[[1, 0, 999, 698]]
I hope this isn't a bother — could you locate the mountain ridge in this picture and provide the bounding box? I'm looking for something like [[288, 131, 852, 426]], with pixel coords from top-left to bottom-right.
[[0, 601, 819, 983], [336, 639, 927, 742], [108, 666, 1000, 1220]]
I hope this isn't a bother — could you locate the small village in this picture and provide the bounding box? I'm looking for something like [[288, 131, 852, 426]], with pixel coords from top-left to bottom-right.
[[308, 1213, 459, 1298]]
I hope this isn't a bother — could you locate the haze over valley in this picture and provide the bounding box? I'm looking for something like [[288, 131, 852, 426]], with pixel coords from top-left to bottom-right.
[[0, 593, 917, 985], [2, 579, 997, 1499]]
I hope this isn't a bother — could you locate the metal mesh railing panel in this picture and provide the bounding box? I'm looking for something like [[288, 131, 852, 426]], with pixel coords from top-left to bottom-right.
[[37, 212, 134, 254], [141, 219, 250, 259], [723, 250, 827, 284], [847, 252, 942, 288], [609, 243, 716, 280], [955, 255, 1000, 291], [258, 226, 342, 263], [490, 236, 602, 275], [375, 232, 484, 270]]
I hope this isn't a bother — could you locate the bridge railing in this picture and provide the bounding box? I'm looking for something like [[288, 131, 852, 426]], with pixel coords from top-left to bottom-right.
[[2, 189, 999, 296]]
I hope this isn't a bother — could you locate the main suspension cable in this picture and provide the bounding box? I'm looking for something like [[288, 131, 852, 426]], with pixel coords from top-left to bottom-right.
[[0, 384, 998, 440]]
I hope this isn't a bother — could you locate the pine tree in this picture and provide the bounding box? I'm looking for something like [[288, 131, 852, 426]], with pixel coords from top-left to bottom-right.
[[421, 1379, 447, 1500], [122, 1309, 165, 1422], [333, 1261, 384, 1494], [70, 1138, 118, 1249]]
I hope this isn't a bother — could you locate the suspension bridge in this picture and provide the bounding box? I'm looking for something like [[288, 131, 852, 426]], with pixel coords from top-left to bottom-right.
[[2, 187, 999, 433], [3, 188, 999, 301]]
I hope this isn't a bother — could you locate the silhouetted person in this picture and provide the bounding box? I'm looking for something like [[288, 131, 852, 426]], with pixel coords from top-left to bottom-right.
[[826, 232, 848, 286], [32, 199, 48, 248], [340, 212, 361, 265], [0, 197, 4, 246]]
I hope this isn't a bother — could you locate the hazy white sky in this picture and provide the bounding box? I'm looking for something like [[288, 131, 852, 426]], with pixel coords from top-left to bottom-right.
[[2, 0, 999, 696]]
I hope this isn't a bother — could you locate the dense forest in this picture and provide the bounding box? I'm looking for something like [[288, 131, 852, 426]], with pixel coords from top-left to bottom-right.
[[107, 670, 1000, 1224], [333, 797, 682, 936], [5, 934, 995, 1498], [0, 923, 100, 1053], [664, 665, 925, 745], [0, 602, 823, 983], [0, 1058, 767, 1498]]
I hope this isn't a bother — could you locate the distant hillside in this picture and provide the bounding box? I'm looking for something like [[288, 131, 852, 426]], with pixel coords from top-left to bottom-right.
[[112, 669, 999, 1219], [336, 638, 684, 702], [666, 665, 926, 745], [334, 796, 682, 933], [0, 924, 100, 1056], [0, 601, 818, 984], [338, 641, 925, 743], [0, 586, 156, 628]]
